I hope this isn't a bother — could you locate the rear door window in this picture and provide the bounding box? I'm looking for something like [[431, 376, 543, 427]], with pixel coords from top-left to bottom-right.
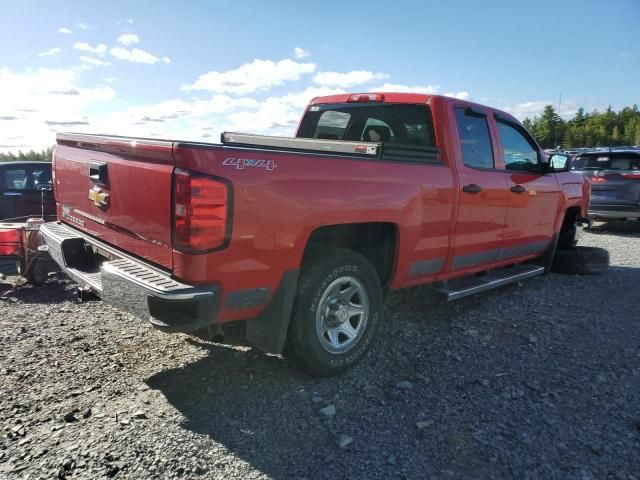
[[454, 107, 494, 169], [2, 168, 29, 189]]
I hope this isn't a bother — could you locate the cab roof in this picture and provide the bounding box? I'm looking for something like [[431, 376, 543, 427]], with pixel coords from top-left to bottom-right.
[[310, 92, 435, 105], [309, 92, 521, 126]]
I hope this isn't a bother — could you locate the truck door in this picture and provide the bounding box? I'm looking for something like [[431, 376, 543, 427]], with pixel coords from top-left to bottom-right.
[[491, 116, 561, 259], [450, 106, 509, 271]]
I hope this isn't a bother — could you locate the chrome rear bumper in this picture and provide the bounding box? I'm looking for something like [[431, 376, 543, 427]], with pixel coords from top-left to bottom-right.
[[40, 222, 220, 333]]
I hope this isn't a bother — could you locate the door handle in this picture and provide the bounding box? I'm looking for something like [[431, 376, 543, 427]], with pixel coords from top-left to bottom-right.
[[510, 185, 526, 194], [3, 192, 23, 197], [462, 184, 482, 194]]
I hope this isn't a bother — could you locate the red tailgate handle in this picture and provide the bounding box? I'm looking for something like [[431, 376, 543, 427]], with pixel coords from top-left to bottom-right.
[[89, 162, 109, 186]]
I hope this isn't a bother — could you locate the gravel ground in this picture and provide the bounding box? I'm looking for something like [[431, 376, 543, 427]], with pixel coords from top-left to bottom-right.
[[1, 223, 639, 480]]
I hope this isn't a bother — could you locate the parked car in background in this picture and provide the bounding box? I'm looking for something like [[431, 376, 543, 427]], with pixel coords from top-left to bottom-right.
[[571, 150, 640, 222], [0, 162, 55, 221]]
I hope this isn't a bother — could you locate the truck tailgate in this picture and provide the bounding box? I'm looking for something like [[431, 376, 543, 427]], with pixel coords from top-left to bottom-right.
[[54, 134, 175, 270]]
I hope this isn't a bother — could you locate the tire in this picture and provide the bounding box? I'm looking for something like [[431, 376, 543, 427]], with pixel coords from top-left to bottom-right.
[[26, 258, 49, 285], [551, 246, 609, 275], [285, 247, 383, 377]]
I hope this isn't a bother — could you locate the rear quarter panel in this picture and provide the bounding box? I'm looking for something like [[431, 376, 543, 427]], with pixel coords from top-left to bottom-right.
[[555, 171, 588, 225], [173, 145, 455, 321]]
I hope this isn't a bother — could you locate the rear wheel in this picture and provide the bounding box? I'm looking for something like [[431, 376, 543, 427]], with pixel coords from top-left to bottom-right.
[[551, 246, 609, 275], [285, 247, 383, 377]]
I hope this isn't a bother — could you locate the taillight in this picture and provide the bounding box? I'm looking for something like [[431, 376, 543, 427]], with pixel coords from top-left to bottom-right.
[[590, 177, 607, 183], [347, 93, 384, 102], [621, 172, 640, 179], [173, 168, 231, 252]]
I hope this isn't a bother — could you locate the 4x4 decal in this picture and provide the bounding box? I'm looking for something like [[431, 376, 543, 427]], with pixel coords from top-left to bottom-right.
[[223, 157, 277, 171]]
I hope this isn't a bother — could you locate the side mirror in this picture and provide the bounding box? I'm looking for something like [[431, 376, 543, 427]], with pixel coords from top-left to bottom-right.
[[548, 154, 570, 173]]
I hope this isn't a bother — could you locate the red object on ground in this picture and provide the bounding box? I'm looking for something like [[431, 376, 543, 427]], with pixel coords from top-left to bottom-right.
[[0, 225, 23, 257]]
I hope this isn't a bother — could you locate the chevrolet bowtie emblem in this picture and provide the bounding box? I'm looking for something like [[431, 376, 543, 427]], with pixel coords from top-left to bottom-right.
[[89, 186, 109, 208]]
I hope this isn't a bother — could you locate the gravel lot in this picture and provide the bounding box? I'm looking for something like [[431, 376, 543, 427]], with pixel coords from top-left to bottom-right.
[[1, 223, 639, 480]]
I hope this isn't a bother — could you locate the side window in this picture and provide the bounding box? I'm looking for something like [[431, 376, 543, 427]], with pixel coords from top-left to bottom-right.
[[33, 167, 52, 189], [497, 121, 541, 172], [455, 107, 494, 169]]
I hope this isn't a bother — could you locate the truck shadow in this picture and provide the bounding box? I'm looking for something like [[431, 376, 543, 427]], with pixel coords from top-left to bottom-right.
[[587, 221, 640, 237], [142, 263, 640, 479], [0, 271, 78, 304], [143, 289, 505, 479], [145, 340, 371, 479]]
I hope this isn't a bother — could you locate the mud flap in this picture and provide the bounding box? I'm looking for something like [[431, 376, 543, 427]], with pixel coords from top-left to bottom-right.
[[533, 233, 559, 273], [245, 270, 299, 354]]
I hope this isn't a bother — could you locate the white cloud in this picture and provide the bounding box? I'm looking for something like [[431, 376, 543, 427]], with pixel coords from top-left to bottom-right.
[[75, 22, 89, 30], [294, 47, 310, 59], [73, 42, 107, 56], [79, 56, 111, 67], [314, 70, 389, 88], [369, 83, 470, 100], [38, 47, 62, 57], [71, 94, 263, 144], [57, 27, 72, 34], [110, 46, 170, 64], [117, 33, 139, 45], [444, 91, 471, 100], [503, 101, 548, 119], [0, 67, 115, 152], [182, 58, 316, 95], [0, 51, 479, 153], [370, 83, 439, 94], [224, 86, 345, 135]]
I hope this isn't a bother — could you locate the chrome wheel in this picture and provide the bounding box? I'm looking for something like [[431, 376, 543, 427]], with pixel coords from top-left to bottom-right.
[[315, 276, 369, 354]]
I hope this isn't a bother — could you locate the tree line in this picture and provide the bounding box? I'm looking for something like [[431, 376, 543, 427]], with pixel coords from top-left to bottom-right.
[[0, 147, 54, 162], [523, 104, 640, 149]]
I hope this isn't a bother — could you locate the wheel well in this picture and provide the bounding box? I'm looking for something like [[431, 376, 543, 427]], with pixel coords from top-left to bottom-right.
[[558, 206, 581, 249], [305, 223, 398, 288]]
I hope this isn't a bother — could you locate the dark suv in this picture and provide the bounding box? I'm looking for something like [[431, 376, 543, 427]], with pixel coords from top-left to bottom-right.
[[570, 150, 640, 221], [0, 162, 56, 221]]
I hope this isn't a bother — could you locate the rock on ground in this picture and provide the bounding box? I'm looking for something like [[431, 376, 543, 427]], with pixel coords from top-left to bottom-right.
[[0, 222, 639, 479]]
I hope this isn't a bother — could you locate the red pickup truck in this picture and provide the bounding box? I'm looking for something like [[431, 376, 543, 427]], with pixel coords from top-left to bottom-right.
[[40, 93, 593, 376]]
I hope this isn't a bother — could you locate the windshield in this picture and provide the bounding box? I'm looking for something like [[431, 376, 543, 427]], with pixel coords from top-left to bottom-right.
[[297, 103, 436, 148], [571, 154, 640, 171]]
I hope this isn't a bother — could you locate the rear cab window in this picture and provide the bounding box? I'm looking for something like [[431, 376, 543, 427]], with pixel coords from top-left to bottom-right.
[[297, 103, 438, 162]]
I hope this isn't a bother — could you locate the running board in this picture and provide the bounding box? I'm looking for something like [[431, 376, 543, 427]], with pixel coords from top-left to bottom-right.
[[434, 264, 544, 301]]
